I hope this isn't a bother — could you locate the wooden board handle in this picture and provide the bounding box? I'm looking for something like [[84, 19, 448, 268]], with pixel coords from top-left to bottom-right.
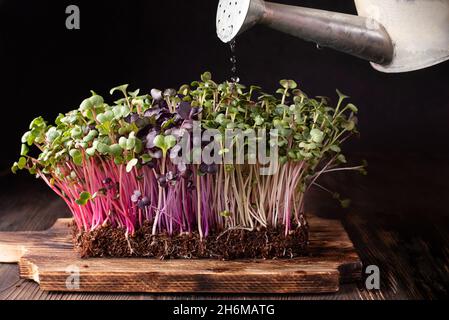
[[0, 219, 73, 263]]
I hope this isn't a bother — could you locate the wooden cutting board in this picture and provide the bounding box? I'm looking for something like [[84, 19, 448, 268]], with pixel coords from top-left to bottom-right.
[[0, 214, 362, 293]]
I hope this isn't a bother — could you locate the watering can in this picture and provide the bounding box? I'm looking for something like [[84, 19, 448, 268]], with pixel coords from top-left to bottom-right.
[[216, 0, 449, 73]]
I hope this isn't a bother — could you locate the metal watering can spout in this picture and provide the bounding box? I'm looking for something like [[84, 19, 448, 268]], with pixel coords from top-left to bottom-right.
[[216, 0, 449, 73]]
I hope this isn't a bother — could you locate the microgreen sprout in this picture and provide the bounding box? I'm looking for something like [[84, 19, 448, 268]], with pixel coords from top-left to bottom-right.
[[13, 72, 363, 239]]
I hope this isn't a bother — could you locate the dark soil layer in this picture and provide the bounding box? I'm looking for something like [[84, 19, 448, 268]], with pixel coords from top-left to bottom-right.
[[73, 217, 309, 260]]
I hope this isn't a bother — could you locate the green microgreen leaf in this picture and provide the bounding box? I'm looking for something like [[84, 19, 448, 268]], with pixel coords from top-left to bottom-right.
[[11, 162, 19, 174], [126, 158, 138, 173], [154, 134, 176, 155], [201, 71, 212, 82], [20, 144, 29, 156], [110, 84, 129, 97], [69, 149, 83, 166], [141, 154, 152, 164], [220, 211, 232, 218], [109, 144, 123, 156], [310, 128, 324, 144], [76, 191, 92, 206], [17, 157, 27, 170]]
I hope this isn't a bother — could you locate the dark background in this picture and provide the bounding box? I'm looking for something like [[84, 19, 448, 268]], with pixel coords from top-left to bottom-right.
[[0, 0, 448, 170]]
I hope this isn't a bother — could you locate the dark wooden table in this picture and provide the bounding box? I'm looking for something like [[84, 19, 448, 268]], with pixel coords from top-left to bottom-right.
[[0, 152, 447, 300]]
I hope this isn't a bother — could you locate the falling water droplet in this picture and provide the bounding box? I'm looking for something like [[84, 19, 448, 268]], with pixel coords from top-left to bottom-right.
[[229, 38, 239, 84], [230, 38, 236, 53], [316, 43, 323, 50]]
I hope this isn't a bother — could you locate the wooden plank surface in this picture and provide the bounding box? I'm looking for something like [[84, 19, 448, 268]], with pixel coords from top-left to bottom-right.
[[0, 214, 361, 294], [0, 152, 448, 299]]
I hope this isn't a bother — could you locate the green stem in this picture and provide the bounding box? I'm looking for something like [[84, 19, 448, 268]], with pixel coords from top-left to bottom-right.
[[152, 155, 166, 235], [281, 88, 288, 105]]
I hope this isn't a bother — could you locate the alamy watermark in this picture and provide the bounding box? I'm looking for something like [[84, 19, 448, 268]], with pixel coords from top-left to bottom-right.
[[65, 5, 80, 30], [168, 121, 279, 176], [65, 265, 80, 290], [365, 265, 380, 290]]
